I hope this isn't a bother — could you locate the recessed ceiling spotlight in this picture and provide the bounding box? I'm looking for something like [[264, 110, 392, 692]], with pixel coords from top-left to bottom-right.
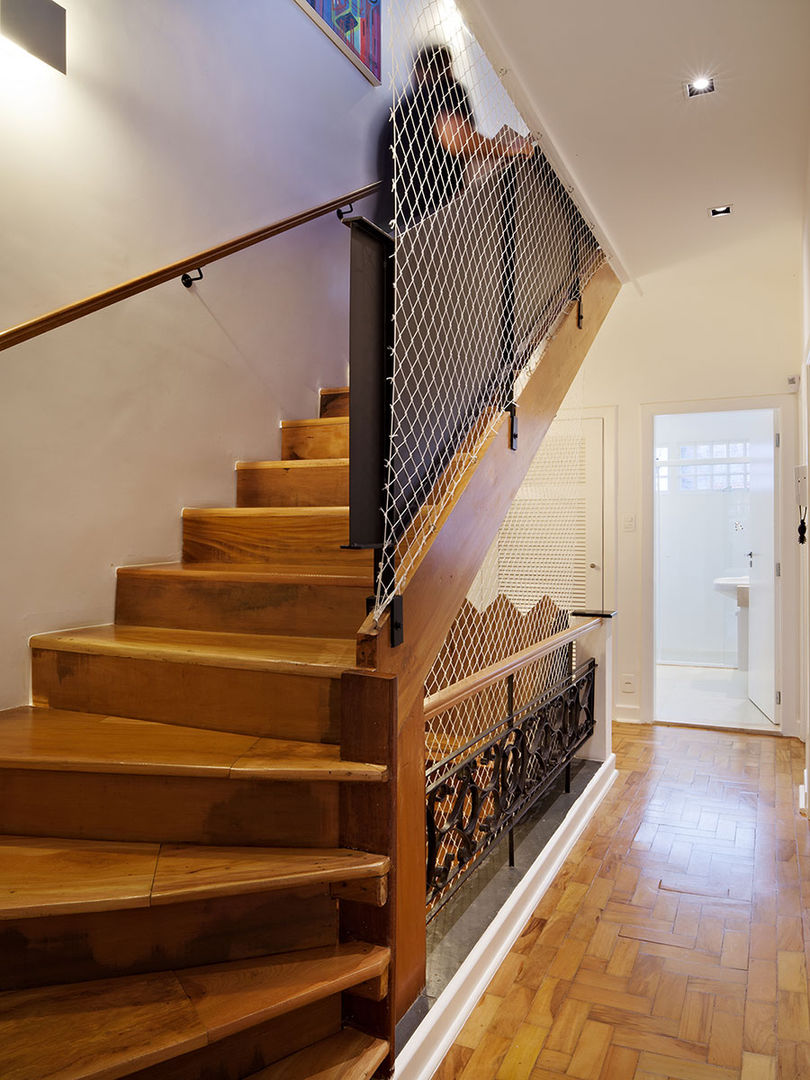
[[685, 76, 716, 98], [708, 204, 733, 218]]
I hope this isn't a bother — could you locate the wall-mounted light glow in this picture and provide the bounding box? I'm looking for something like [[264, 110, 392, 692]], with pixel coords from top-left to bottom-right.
[[685, 75, 716, 98], [0, 0, 66, 74]]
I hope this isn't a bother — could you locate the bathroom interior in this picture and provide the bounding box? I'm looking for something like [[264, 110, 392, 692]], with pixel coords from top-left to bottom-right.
[[653, 408, 777, 731]]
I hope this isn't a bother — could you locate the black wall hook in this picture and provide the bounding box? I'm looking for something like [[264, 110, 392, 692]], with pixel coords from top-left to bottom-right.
[[181, 268, 204, 288], [336, 202, 354, 221]]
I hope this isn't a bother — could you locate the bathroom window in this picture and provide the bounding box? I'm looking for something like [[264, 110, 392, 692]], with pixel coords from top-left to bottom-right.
[[670, 441, 752, 493]]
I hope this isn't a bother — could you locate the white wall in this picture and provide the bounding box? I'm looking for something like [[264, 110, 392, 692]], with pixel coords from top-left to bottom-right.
[[0, 0, 392, 708], [571, 222, 805, 734]]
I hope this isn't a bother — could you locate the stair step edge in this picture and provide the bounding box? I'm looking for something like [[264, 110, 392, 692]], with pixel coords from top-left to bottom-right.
[[236, 458, 349, 470], [0, 945, 390, 1080], [30, 625, 357, 677], [249, 1028, 388, 1080], [0, 837, 389, 920], [0, 707, 387, 782], [117, 563, 371, 587], [281, 417, 348, 429], [182, 506, 350, 518]]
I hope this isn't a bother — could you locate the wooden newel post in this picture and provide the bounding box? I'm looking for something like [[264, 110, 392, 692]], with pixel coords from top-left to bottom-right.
[[339, 666, 427, 1066]]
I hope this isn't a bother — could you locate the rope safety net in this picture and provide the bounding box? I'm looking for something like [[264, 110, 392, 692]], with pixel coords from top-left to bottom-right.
[[378, 0, 604, 620], [424, 386, 599, 915]]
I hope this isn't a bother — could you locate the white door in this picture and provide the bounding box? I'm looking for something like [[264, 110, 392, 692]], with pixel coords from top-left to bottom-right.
[[503, 416, 604, 611], [747, 417, 777, 721]]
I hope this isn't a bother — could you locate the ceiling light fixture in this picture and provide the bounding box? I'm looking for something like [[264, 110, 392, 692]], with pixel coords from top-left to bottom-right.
[[708, 205, 733, 218], [0, 0, 66, 74], [685, 76, 716, 98]]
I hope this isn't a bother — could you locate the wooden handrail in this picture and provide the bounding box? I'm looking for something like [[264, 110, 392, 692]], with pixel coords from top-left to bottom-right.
[[422, 615, 602, 721], [0, 180, 382, 353]]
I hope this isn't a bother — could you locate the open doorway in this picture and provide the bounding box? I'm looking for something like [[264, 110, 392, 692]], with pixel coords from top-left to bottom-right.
[[653, 408, 779, 731]]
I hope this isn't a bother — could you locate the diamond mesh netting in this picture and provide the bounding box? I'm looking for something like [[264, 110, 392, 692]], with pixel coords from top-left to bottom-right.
[[423, 401, 596, 914], [378, 0, 603, 619]]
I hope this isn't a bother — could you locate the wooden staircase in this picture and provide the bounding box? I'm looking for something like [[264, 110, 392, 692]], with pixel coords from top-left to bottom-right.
[[0, 388, 394, 1079]]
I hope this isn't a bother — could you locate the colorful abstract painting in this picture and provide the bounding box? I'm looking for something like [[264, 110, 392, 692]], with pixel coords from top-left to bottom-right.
[[293, 0, 381, 84]]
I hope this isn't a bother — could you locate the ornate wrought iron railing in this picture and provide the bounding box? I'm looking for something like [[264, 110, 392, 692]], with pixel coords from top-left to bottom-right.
[[426, 657, 596, 918]]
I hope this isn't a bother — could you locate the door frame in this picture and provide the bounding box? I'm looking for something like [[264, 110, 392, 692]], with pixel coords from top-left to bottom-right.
[[640, 394, 799, 737]]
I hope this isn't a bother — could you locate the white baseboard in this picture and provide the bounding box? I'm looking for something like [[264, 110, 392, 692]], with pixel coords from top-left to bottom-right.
[[613, 704, 645, 723], [394, 755, 618, 1080]]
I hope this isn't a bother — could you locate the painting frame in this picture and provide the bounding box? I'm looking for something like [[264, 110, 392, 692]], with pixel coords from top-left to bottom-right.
[[291, 0, 381, 86]]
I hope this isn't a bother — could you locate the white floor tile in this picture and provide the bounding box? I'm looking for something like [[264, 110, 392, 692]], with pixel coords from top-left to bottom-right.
[[654, 664, 777, 731]]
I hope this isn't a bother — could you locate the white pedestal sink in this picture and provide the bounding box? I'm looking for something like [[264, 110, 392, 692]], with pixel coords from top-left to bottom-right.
[[713, 576, 750, 670]]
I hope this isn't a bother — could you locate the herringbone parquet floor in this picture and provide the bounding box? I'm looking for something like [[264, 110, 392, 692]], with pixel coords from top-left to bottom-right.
[[435, 722, 809, 1080]]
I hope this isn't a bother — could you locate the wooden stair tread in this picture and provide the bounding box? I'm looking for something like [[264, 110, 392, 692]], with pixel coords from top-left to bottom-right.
[[0, 707, 387, 781], [236, 458, 350, 471], [250, 1028, 388, 1080], [0, 944, 389, 1080], [117, 563, 373, 588], [178, 944, 389, 1041], [30, 625, 357, 676], [0, 836, 389, 918], [280, 418, 348, 430], [183, 507, 350, 518]]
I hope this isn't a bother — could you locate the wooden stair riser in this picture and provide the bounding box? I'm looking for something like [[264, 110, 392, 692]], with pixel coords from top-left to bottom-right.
[[126, 997, 342, 1080], [236, 461, 349, 508], [115, 573, 369, 639], [182, 509, 369, 569], [0, 886, 340, 992], [0, 770, 341, 847], [319, 388, 350, 419], [281, 419, 348, 461], [32, 648, 340, 742]]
